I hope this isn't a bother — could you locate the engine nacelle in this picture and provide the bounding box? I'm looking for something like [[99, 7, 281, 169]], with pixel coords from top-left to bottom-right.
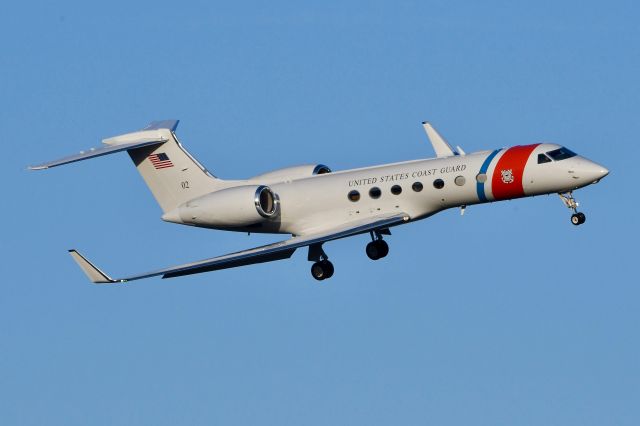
[[250, 164, 331, 184], [173, 185, 280, 228]]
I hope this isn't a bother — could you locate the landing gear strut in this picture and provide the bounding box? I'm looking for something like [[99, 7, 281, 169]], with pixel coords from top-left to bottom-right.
[[559, 191, 586, 226], [366, 230, 390, 260], [308, 243, 334, 281]]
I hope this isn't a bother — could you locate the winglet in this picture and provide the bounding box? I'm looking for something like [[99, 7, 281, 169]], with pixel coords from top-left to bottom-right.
[[68, 250, 122, 284], [421, 122, 461, 158]]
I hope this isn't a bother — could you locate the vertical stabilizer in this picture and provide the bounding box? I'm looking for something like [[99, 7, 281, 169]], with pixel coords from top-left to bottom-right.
[[116, 121, 231, 213], [29, 120, 237, 214], [119, 120, 228, 213]]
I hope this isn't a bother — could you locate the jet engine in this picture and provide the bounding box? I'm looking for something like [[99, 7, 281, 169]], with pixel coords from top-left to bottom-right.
[[174, 185, 280, 228], [250, 164, 331, 184]]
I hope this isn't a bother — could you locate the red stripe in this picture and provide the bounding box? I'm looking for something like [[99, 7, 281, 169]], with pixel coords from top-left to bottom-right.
[[491, 144, 539, 200]]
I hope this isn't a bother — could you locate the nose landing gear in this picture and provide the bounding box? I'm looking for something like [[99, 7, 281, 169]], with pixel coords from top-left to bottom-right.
[[570, 212, 586, 225], [559, 192, 586, 225]]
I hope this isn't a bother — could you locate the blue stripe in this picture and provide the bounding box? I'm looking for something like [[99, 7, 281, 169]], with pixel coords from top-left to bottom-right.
[[476, 149, 501, 202]]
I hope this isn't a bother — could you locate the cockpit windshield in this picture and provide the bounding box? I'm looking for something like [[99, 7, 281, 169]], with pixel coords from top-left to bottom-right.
[[546, 147, 577, 161]]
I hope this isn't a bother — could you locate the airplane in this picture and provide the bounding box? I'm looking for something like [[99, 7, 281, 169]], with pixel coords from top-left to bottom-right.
[[29, 120, 609, 283]]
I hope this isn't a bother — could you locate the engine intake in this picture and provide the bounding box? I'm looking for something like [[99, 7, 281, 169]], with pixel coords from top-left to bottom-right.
[[254, 185, 279, 218]]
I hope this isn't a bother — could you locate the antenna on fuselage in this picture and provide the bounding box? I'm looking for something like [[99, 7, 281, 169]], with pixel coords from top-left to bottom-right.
[[421, 122, 465, 157]]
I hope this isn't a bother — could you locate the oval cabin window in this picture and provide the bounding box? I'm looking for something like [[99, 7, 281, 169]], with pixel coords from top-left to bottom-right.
[[369, 187, 382, 199]]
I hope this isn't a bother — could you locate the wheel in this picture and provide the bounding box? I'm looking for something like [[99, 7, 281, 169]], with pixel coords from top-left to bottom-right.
[[366, 241, 381, 260], [571, 213, 586, 226], [311, 260, 334, 280], [376, 240, 389, 258], [571, 214, 580, 225], [321, 260, 334, 279], [366, 240, 389, 260]]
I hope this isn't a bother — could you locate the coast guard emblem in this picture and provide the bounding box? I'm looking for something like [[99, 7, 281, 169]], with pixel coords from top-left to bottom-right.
[[501, 169, 514, 184]]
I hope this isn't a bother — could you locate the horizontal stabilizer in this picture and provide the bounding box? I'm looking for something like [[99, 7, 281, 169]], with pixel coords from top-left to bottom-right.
[[28, 139, 165, 170], [28, 121, 179, 170], [422, 122, 461, 158]]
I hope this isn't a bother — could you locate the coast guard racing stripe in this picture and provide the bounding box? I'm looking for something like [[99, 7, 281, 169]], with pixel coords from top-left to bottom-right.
[[477, 149, 501, 202], [491, 144, 539, 200]]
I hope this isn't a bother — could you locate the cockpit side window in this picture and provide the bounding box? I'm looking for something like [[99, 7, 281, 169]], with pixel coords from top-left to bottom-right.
[[547, 147, 577, 161], [538, 153, 552, 164]]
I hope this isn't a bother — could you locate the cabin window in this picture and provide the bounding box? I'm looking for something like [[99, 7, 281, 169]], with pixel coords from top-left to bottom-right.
[[433, 179, 445, 189], [391, 185, 402, 195], [369, 187, 382, 199], [412, 182, 423, 192], [476, 173, 487, 183], [454, 176, 466, 186], [347, 190, 360, 202], [538, 153, 552, 164]]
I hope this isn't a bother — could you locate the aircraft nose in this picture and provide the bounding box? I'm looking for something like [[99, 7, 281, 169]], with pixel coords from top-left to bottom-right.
[[584, 160, 609, 183]]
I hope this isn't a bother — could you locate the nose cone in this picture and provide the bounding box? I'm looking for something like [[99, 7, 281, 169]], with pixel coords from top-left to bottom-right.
[[582, 160, 609, 183]]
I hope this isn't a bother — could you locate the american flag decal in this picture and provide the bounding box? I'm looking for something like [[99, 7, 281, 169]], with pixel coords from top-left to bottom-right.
[[148, 153, 174, 169]]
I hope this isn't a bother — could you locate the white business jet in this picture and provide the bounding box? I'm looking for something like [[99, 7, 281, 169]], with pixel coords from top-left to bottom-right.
[[30, 120, 608, 282]]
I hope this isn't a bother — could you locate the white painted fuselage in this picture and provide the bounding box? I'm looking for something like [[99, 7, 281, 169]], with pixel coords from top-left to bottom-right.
[[165, 142, 608, 236]]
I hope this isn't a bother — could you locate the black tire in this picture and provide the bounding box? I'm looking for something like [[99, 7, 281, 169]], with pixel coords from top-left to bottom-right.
[[311, 260, 334, 281], [376, 240, 389, 258], [577, 212, 586, 224], [571, 214, 580, 226], [321, 260, 334, 279], [366, 241, 380, 260], [311, 262, 326, 280]]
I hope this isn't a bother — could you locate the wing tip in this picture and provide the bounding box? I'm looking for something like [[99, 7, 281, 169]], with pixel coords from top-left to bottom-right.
[[68, 249, 119, 284], [27, 165, 47, 171]]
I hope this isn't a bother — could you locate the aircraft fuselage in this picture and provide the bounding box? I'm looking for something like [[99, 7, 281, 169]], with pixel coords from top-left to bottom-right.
[[167, 142, 608, 235]]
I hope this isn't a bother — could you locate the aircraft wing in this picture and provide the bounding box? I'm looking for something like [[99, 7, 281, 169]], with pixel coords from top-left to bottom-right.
[[69, 212, 410, 283]]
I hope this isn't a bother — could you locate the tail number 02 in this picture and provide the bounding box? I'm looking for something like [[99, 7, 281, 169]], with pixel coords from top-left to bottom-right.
[[181, 181, 190, 189]]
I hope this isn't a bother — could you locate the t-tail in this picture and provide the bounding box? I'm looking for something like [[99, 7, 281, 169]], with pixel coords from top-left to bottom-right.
[[29, 120, 232, 213]]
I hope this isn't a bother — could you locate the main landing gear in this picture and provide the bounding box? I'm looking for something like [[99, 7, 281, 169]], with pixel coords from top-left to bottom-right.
[[310, 259, 334, 281], [366, 230, 389, 260], [307, 229, 392, 281], [308, 243, 334, 281], [559, 191, 586, 226]]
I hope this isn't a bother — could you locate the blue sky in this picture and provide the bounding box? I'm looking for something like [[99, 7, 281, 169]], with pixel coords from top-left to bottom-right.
[[2, 1, 639, 424]]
